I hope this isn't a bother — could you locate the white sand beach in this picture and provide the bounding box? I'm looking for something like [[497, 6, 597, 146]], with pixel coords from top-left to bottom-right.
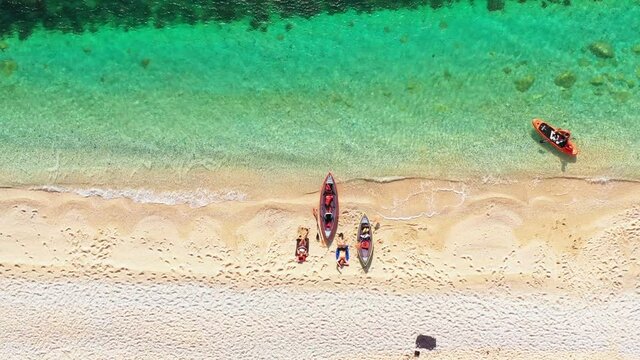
[[0, 176, 639, 359]]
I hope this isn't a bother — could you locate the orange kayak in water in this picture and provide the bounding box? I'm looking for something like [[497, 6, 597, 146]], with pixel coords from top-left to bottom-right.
[[532, 118, 578, 156]]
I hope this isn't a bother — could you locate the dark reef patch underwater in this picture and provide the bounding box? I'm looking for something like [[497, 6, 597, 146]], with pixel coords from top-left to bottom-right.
[[1, 0, 580, 39]]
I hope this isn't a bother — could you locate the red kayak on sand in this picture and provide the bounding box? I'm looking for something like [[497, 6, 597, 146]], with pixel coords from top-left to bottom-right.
[[532, 118, 578, 156], [318, 172, 339, 246]]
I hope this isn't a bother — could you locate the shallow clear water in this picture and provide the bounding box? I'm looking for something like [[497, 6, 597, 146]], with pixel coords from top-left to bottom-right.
[[1, 2, 639, 187]]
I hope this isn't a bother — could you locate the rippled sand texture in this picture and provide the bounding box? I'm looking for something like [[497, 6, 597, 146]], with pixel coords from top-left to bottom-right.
[[0, 177, 639, 358]]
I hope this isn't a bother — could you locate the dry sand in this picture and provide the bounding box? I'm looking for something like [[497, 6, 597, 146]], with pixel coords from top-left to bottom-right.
[[0, 176, 639, 359]]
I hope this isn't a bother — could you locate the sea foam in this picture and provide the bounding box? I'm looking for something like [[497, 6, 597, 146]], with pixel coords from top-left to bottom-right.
[[33, 186, 247, 208]]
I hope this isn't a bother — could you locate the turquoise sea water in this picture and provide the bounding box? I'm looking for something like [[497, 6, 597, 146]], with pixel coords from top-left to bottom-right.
[[1, 2, 639, 187]]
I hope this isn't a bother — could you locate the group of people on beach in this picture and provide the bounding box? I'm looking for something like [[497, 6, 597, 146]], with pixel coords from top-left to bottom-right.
[[295, 225, 371, 268], [295, 173, 374, 271]]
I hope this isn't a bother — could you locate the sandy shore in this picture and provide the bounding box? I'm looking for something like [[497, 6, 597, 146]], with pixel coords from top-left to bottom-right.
[[1, 278, 638, 359], [1, 176, 639, 358]]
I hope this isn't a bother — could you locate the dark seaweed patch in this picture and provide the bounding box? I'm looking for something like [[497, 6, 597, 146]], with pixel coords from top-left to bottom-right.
[[0, 0, 576, 40], [487, 0, 505, 11]]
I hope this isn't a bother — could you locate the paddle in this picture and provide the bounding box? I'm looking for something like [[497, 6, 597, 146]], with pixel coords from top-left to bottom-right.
[[312, 208, 321, 243]]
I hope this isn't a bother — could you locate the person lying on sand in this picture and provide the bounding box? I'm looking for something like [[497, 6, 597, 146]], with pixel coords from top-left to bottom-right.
[[297, 247, 307, 263], [296, 227, 309, 263], [335, 233, 349, 267]]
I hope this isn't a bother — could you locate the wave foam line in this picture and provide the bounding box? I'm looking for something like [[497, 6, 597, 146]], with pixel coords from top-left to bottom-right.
[[378, 181, 468, 221], [32, 186, 247, 208]]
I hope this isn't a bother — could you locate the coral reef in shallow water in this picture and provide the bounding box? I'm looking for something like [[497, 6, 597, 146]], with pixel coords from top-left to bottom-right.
[[0, 59, 17, 76]]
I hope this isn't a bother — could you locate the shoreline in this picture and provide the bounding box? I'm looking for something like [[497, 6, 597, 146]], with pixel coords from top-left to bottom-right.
[[3, 163, 640, 194], [1, 176, 638, 296], [1, 171, 638, 210], [2, 171, 639, 359]]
